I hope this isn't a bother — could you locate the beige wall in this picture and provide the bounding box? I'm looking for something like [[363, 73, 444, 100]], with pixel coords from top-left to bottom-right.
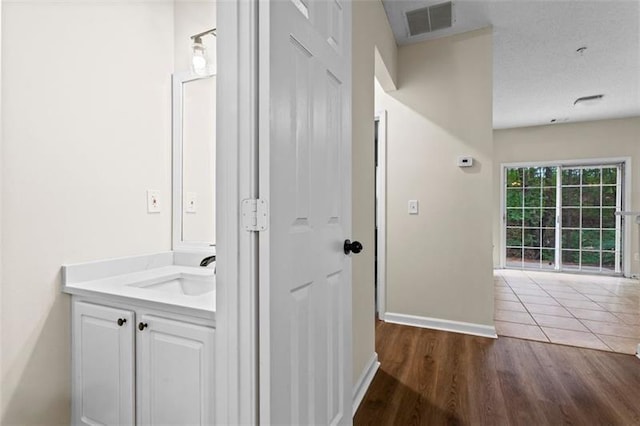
[[375, 28, 495, 326], [351, 0, 397, 384], [1, 2, 174, 423], [493, 117, 640, 276]]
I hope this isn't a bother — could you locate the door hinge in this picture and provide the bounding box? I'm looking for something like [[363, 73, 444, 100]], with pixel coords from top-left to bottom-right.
[[241, 199, 268, 232]]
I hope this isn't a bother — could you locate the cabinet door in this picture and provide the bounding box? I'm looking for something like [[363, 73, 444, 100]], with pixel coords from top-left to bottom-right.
[[72, 301, 135, 426], [137, 315, 215, 425]]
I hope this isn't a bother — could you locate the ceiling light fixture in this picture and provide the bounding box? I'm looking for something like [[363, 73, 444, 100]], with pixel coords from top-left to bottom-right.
[[574, 94, 604, 107], [191, 28, 216, 76]]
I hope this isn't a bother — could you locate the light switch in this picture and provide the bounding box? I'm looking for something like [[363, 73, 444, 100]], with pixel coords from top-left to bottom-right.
[[185, 192, 197, 213], [147, 190, 161, 213], [408, 200, 419, 215]]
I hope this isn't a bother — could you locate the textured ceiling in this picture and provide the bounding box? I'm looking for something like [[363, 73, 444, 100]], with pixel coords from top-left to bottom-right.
[[381, 0, 640, 129]]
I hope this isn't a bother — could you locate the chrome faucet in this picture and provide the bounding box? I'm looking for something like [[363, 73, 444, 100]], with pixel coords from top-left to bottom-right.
[[200, 255, 216, 267]]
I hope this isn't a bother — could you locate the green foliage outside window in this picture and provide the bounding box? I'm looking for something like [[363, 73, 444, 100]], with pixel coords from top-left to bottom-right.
[[505, 166, 619, 271]]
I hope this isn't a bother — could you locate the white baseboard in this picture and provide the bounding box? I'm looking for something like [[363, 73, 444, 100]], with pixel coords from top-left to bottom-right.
[[384, 312, 498, 339], [352, 352, 380, 416]]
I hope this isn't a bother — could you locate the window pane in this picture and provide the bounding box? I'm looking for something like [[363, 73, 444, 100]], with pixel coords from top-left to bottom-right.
[[523, 228, 540, 247], [507, 168, 524, 187], [542, 229, 555, 248], [602, 230, 616, 251], [507, 209, 523, 226], [542, 188, 556, 207], [582, 168, 601, 185], [562, 187, 580, 206], [581, 251, 600, 268], [582, 187, 600, 206], [506, 188, 523, 208], [602, 208, 616, 228], [523, 249, 540, 266], [581, 208, 600, 228], [523, 209, 541, 227], [506, 248, 522, 266], [581, 230, 601, 251], [524, 188, 541, 207], [542, 167, 557, 187], [602, 252, 616, 271], [562, 208, 580, 228], [542, 209, 556, 227], [524, 167, 541, 187], [506, 228, 522, 246], [562, 250, 580, 267], [602, 186, 616, 207], [562, 168, 580, 185], [541, 249, 555, 269], [562, 229, 580, 249], [602, 168, 617, 185]]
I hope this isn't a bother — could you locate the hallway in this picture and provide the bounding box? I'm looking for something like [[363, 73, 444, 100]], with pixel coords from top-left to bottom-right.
[[354, 321, 640, 425]]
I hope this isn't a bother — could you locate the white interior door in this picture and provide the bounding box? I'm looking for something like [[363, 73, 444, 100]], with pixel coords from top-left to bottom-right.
[[258, 0, 353, 424]]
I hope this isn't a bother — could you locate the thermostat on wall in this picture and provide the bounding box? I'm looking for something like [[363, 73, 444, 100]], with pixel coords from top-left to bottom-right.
[[457, 156, 473, 167]]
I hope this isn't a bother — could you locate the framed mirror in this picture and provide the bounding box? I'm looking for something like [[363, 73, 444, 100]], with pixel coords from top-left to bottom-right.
[[172, 71, 216, 251]]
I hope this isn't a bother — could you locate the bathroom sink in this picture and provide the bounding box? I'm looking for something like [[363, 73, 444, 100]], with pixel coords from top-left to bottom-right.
[[130, 274, 214, 296]]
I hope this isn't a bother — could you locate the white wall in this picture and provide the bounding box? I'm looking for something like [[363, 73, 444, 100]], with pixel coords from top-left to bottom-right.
[[375, 28, 495, 328], [1, 2, 174, 423], [493, 117, 640, 276], [352, 0, 397, 385]]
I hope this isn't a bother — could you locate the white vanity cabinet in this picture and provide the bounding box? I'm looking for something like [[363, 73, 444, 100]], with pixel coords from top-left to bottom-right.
[[72, 300, 215, 426], [73, 301, 135, 425]]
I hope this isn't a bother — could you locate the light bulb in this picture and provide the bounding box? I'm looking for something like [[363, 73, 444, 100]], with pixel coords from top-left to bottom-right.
[[192, 39, 208, 76]]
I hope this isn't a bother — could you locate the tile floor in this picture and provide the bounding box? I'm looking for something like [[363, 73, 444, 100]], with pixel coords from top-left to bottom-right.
[[494, 269, 640, 355]]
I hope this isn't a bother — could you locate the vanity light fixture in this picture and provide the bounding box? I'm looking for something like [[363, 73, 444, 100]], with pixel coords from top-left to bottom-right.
[[191, 28, 216, 76]]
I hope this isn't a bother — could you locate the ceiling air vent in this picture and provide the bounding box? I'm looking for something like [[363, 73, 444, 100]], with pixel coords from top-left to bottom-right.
[[406, 1, 453, 37]]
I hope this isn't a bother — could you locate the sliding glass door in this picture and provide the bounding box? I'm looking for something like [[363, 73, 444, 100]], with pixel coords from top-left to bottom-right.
[[504, 163, 623, 274]]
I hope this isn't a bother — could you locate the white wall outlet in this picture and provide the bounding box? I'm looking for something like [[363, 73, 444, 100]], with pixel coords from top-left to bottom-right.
[[457, 156, 473, 167], [185, 192, 197, 213], [408, 200, 419, 215], [635, 252, 640, 262], [147, 190, 161, 213]]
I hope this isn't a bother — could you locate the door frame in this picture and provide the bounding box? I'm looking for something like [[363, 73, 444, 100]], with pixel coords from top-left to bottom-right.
[[215, 1, 258, 424], [499, 157, 632, 277], [375, 110, 387, 320]]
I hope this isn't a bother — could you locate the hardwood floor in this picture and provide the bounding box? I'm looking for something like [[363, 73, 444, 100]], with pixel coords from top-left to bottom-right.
[[354, 321, 640, 426]]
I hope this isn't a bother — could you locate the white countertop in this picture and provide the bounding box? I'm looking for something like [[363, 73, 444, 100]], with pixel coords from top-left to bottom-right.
[[62, 252, 216, 321]]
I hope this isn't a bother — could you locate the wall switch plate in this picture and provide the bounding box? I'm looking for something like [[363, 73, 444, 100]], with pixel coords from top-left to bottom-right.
[[185, 192, 197, 213], [408, 200, 419, 215], [635, 252, 640, 262], [147, 190, 161, 213]]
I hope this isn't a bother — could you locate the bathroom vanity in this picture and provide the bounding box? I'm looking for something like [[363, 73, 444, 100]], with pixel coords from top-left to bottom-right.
[[63, 60, 218, 425], [63, 252, 215, 425]]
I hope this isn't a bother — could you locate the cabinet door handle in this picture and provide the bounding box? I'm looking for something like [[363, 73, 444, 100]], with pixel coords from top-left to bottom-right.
[[138, 322, 148, 331], [117, 318, 127, 327]]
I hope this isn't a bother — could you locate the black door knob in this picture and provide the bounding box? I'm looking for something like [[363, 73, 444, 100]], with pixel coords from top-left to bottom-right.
[[138, 322, 148, 331], [344, 239, 363, 255], [117, 318, 127, 327]]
